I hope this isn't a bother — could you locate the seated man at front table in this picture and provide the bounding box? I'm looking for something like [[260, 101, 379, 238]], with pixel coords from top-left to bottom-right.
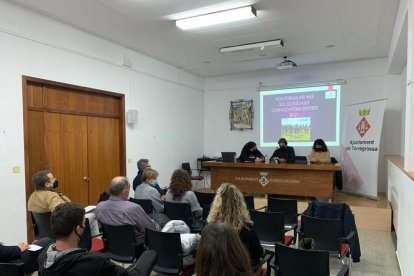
[[237, 141, 264, 162], [270, 138, 295, 163], [38, 202, 156, 276], [96, 176, 158, 255], [27, 170, 99, 236]]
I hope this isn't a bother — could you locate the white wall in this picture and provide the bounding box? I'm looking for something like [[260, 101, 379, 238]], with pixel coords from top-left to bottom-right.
[[204, 58, 402, 192], [0, 0, 203, 243], [388, 161, 414, 276]]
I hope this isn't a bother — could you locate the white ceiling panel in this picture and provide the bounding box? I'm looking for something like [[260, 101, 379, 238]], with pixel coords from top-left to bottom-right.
[[7, 0, 400, 76]]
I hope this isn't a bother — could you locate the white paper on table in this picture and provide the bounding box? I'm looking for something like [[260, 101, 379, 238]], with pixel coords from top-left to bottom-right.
[[28, 244, 43, 252], [84, 205, 96, 213]]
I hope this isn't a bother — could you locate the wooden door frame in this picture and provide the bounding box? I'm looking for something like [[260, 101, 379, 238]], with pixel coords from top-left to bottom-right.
[[22, 75, 126, 241]]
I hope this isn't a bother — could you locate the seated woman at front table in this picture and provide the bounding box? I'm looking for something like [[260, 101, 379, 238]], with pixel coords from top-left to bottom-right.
[[237, 141, 264, 162], [309, 138, 331, 163], [207, 183, 264, 269]]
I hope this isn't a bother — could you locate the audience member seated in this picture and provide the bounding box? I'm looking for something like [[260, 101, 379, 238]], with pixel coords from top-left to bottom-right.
[[132, 159, 150, 191], [38, 202, 154, 275], [28, 170, 99, 236], [270, 138, 295, 163], [165, 169, 203, 228], [207, 183, 264, 268], [0, 238, 52, 274], [96, 176, 158, 255], [134, 168, 164, 212], [309, 138, 331, 163], [237, 141, 264, 162], [195, 223, 253, 276]]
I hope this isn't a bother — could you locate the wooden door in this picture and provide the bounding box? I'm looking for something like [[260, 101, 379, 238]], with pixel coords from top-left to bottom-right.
[[88, 117, 120, 204], [45, 113, 89, 206], [23, 76, 126, 241]]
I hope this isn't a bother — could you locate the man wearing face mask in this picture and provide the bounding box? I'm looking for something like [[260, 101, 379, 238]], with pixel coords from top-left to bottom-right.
[[38, 202, 157, 276], [28, 170, 70, 213], [270, 138, 296, 163], [28, 170, 99, 236]]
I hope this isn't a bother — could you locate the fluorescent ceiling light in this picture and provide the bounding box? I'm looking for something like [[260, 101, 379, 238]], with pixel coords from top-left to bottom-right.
[[220, 39, 284, 53], [176, 6, 256, 30]]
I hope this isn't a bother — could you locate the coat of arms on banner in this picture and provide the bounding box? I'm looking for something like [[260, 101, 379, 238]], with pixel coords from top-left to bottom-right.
[[356, 117, 371, 138]]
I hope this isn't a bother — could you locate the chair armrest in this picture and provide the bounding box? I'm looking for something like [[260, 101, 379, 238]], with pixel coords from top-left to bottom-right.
[[255, 206, 267, 211], [339, 231, 355, 244], [336, 263, 349, 276], [90, 233, 103, 238]]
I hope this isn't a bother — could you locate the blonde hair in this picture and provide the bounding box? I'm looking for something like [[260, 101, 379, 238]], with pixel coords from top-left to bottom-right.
[[207, 183, 252, 231], [142, 168, 159, 182]]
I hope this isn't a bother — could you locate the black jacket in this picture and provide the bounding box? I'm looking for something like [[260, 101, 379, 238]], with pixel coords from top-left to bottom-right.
[[38, 247, 145, 276], [0, 244, 21, 262], [238, 149, 264, 162], [303, 201, 361, 262], [270, 146, 295, 162], [133, 170, 144, 191]]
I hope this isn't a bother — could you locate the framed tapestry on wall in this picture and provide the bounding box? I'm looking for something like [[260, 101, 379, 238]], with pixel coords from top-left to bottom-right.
[[229, 99, 253, 130]]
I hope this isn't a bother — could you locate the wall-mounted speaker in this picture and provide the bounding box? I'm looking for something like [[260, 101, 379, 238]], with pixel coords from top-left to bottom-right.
[[127, 109, 138, 124]]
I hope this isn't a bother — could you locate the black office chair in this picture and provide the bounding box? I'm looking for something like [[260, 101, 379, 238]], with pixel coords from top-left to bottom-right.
[[270, 242, 349, 276], [145, 228, 189, 275], [249, 210, 294, 249], [163, 201, 203, 232], [129, 198, 154, 214], [182, 162, 205, 189], [0, 262, 25, 276], [101, 223, 142, 263], [243, 195, 255, 210], [299, 215, 354, 270], [194, 191, 215, 207], [31, 212, 54, 240], [267, 197, 299, 230]]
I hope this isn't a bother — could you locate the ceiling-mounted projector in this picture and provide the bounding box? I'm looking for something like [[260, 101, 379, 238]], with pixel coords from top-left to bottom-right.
[[277, 56, 297, 70], [220, 39, 284, 53]]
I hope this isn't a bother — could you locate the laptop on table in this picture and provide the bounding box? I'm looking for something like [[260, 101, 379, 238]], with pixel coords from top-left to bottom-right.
[[221, 152, 236, 162]]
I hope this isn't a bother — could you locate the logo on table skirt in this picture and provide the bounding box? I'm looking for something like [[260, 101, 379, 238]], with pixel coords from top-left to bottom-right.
[[356, 117, 371, 138], [259, 171, 269, 187]]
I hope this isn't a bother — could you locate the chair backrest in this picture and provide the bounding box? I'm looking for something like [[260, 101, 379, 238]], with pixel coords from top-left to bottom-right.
[[274, 242, 330, 276], [101, 223, 137, 262], [194, 191, 215, 207], [243, 195, 255, 210], [181, 162, 192, 176], [300, 215, 342, 252], [164, 201, 192, 228], [78, 218, 91, 250], [0, 262, 25, 276], [267, 197, 298, 225], [145, 228, 183, 274], [129, 198, 154, 214], [31, 212, 54, 240], [250, 210, 285, 244]]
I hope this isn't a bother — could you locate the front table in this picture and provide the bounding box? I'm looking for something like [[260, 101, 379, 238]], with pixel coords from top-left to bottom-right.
[[202, 161, 341, 201]]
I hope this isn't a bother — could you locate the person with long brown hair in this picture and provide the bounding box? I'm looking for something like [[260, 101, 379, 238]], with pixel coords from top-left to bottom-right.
[[165, 169, 203, 227], [166, 169, 202, 213], [195, 223, 253, 276], [207, 183, 264, 267]]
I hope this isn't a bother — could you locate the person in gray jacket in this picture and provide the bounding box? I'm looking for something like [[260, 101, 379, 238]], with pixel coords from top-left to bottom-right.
[[134, 168, 164, 212]]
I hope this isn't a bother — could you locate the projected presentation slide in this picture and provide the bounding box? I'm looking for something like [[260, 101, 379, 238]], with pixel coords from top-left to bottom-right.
[[260, 85, 340, 147]]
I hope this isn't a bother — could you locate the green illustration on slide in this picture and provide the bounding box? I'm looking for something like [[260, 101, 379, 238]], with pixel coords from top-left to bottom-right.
[[281, 117, 311, 141]]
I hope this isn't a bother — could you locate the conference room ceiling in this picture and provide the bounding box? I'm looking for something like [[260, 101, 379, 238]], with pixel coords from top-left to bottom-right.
[[8, 0, 400, 77]]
